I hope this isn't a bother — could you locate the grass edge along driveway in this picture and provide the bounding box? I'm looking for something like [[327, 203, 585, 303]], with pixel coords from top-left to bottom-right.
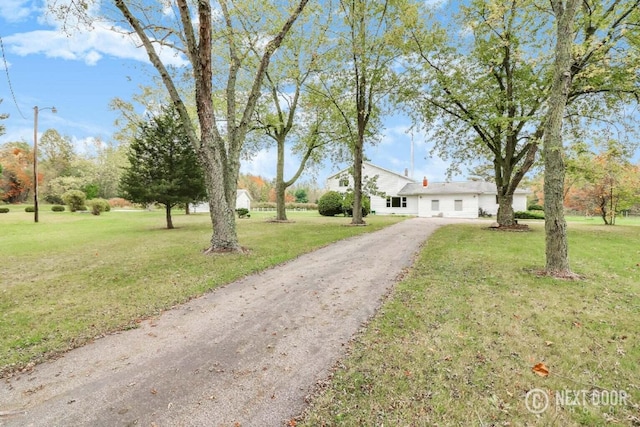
[[300, 222, 640, 427], [0, 210, 406, 376]]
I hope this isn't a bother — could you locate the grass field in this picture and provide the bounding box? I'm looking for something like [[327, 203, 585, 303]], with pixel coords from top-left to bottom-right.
[[0, 208, 406, 375], [301, 222, 640, 426]]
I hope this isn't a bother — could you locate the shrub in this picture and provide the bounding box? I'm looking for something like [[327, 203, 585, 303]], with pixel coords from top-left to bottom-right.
[[24, 206, 35, 213], [51, 205, 65, 212], [236, 208, 250, 218], [87, 198, 110, 216], [0, 207, 9, 213], [515, 210, 544, 220], [62, 190, 87, 212], [528, 203, 544, 211], [318, 191, 344, 216], [342, 191, 370, 217]]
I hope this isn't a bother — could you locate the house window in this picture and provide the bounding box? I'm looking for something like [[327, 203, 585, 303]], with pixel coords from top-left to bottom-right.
[[339, 178, 349, 187], [386, 196, 407, 208], [431, 200, 439, 210], [455, 199, 463, 211]]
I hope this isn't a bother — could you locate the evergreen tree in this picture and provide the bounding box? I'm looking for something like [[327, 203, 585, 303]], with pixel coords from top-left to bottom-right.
[[120, 107, 206, 229]]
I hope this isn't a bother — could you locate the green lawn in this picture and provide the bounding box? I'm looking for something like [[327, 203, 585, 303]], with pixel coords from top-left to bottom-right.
[[301, 222, 640, 426], [0, 208, 405, 375]]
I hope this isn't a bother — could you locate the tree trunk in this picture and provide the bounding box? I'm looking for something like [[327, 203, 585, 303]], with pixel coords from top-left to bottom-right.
[[599, 197, 609, 225], [199, 135, 241, 253], [496, 193, 515, 226], [543, 0, 579, 276], [351, 134, 365, 225], [165, 204, 174, 229], [275, 136, 287, 221]]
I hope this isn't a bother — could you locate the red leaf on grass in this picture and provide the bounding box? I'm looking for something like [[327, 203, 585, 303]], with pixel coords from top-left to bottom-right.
[[532, 363, 549, 377]]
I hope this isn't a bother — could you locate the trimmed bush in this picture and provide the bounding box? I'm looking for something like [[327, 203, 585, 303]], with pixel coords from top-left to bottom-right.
[[62, 190, 87, 212], [342, 192, 370, 217], [515, 210, 544, 220], [528, 203, 544, 211], [87, 198, 110, 216], [318, 191, 344, 217], [236, 208, 250, 218], [51, 205, 66, 212], [24, 206, 35, 213], [0, 207, 9, 213]]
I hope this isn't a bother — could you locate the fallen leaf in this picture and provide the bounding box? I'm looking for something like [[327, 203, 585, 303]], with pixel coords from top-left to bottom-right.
[[150, 388, 157, 395], [288, 420, 297, 427], [532, 362, 549, 377], [573, 321, 582, 328], [545, 341, 554, 346]]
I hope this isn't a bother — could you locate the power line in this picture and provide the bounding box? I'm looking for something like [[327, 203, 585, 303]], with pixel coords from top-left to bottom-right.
[[0, 34, 27, 120]]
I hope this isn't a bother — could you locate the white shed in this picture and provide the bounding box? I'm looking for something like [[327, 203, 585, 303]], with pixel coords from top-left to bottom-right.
[[190, 189, 253, 213]]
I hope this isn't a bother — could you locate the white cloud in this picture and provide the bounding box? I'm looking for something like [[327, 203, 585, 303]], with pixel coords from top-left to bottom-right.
[[0, 0, 32, 23], [4, 21, 188, 67]]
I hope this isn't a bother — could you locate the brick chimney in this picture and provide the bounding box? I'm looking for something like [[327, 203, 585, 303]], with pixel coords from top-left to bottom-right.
[[422, 176, 428, 187]]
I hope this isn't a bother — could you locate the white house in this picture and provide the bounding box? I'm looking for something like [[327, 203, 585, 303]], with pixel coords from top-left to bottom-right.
[[326, 162, 529, 219], [189, 189, 252, 213]]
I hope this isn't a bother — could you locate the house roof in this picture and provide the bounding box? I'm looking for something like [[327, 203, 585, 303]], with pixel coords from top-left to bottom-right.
[[237, 189, 253, 200], [326, 161, 415, 183], [398, 181, 531, 196]]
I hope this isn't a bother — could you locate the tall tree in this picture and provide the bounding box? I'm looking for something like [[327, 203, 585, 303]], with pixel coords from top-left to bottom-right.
[[403, 0, 640, 227], [120, 107, 206, 229], [313, 0, 411, 225], [59, 0, 310, 251], [543, 0, 581, 276], [565, 141, 640, 224], [252, 3, 333, 221], [39, 129, 75, 178]]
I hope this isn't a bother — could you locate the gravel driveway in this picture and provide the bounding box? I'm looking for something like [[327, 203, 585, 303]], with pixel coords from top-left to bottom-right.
[[0, 217, 474, 427]]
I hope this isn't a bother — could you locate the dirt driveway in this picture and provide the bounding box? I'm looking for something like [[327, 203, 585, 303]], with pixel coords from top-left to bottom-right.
[[0, 217, 474, 427]]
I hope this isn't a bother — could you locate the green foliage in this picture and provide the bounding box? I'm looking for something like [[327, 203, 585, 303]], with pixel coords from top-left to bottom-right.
[[88, 198, 110, 215], [236, 208, 250, 218], [24, 206, 35, 213], [342, 191, 370, 217], [51, 205, 65, 212], [515, 210, 544, 219], [527, 203, 544, 211], [62, 190, 87, 212], [82, 183, 100, 200], [318, 191, 344, 216], [294, 188, 309, 203], [0, 207, 8, 213], [119, 106, 206, 229]]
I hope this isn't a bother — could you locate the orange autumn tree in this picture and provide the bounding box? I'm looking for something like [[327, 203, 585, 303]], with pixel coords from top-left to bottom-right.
[[237, 174, 273, 203], [0, 142, 35, 203], [565, 141, 640, 224]]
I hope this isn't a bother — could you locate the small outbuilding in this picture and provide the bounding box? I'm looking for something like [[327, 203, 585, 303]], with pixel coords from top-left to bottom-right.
[[189, 189, 252, 213]]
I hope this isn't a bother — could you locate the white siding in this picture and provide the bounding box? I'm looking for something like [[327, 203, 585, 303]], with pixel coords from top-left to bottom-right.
[[513, 194, 528, 212], [478, 194, 498, 215], [478, 193, 528, 215], [236, 192, 251, 210], [327, 163, 417, 216], [417, 194, 479, 218]]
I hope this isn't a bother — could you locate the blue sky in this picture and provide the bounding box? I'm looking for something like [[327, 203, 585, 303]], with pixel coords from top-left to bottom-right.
[[0, 1, 459, 188]]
